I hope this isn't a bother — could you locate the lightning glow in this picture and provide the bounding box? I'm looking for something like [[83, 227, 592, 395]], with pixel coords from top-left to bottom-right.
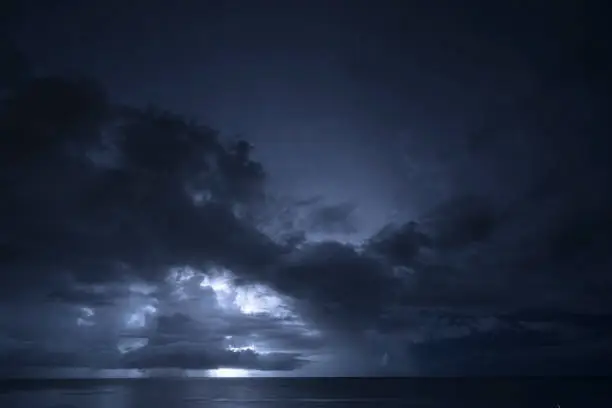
[[168, 265, 293, 318], [117, 337, 149, 354], [125, 304, 157, 329], [208, 368, 250, 378], [227, 344, 256, 353], [76, 306, 95, 327]]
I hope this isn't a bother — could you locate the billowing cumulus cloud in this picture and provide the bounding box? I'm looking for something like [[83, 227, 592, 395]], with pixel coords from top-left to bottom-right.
[[1, 59, 611, 377]]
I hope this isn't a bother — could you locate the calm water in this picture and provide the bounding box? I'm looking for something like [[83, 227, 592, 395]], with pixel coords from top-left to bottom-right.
[[0, 377, 610, 407]]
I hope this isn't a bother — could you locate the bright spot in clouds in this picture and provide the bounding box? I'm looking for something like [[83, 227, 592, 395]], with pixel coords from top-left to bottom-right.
[[227, 344, 256, 353], [168, 265, 292, 318], [129, 282, 157, 295], [82, 307, 94, 317], [167, 266, 196, 284], [234, 285, 289, 317], [209, 368, 250, 378], [125, 304, 157, 329], [69, 264, 314, 369], [199, 269, 233, 294], [117, 337, 149, 354], [77, 306, 95, 326]]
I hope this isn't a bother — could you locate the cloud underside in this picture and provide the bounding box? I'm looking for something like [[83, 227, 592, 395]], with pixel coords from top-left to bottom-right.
[[1, 348, 306, 372], [1, 76, 611, 374]]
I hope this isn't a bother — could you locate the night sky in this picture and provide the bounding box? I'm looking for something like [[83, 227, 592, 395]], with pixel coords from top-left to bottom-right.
[[1, 0, 611, 377]]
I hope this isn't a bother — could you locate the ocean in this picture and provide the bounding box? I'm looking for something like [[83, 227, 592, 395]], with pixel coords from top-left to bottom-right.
[[0, 377, 610, 407]]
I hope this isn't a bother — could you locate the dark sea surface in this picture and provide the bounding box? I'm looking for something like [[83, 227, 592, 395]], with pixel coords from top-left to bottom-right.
[[0, 377, 610, 407]]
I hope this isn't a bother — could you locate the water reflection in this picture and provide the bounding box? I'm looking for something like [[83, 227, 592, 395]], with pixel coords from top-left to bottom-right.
[[0, 379, 269, 408], [129, 379, 268, 407], [0, 385, 129, 408], [0, 377, 602, 407]]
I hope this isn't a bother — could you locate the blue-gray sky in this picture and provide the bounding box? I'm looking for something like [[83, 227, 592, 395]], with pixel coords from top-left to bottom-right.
[[1, 0, 611, 377]]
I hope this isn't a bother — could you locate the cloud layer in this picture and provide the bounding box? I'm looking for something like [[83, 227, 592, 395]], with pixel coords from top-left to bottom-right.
[[1, 70, 611, 376]]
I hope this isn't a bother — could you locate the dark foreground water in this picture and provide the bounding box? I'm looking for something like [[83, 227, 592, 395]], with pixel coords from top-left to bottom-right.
[[0, 377, 610, 407]]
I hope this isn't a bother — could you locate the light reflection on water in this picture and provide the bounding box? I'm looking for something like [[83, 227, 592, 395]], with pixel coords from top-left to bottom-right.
[[0, 380, 272, 408], [0, 386, 128, 408], [0, 378, 608, 407], [3, 380, 409, 408]]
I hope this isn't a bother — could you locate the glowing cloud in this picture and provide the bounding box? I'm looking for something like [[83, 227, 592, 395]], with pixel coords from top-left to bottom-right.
[[167, 265, 293, 318], [125, 304, 157, 329], [117, 337, 149, 354], [227, 344, 256, 353], [167, 267, 196, 285], [234, 284, 290, 317], [76, 306, 95, 327], [208, 368, 250, 378]]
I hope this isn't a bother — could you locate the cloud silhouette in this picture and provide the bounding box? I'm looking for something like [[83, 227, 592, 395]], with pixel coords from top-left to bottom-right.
[[1, 68, 611, 375]]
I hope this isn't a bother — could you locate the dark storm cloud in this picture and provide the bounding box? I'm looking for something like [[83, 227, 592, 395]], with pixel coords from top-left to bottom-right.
[[259, 170, 611, 328], [0, 69, 421, 345], [0, 350, 83, 370], [0, 76, 280, 293], [144, 306, 324, 355], [410, 313, 612, 375], [2, 73, 611, 371], [0, 342, 306, 372], [254, 118, 612, 370], [127, 305, 319, 370], [2, 73, 610, 368], [420, 194, 500, 250], [0, 299, 316, 373], [268, 242, 402, 331], [147, 313, 216, 346], [0, 73, 321, 372], [45, 280, 154, 306], [122, 343, 306, 371], [46, 288, 119, 307]]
